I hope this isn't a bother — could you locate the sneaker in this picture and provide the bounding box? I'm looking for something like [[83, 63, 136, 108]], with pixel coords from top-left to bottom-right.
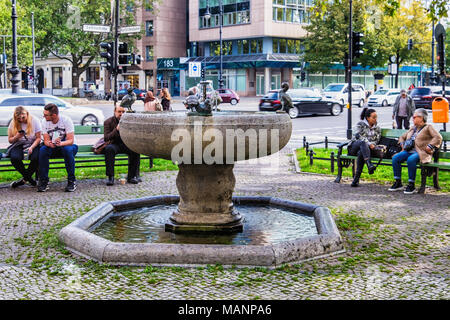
[[37, 181, 49, 192], [10, 179, 25, 188], [404, 183, 417, 194], [65, 181, 77, 192], [388, 180, 403, 191]]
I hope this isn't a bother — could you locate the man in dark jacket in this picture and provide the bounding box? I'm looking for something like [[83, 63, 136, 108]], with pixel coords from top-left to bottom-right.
[[103, 105, 140, 185]]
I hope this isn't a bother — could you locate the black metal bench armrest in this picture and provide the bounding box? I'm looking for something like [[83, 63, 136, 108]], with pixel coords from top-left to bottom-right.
[[336, 141, 350, 157]]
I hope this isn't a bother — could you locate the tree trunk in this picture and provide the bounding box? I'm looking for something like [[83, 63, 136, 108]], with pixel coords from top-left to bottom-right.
[[72, 64, 80, 97]]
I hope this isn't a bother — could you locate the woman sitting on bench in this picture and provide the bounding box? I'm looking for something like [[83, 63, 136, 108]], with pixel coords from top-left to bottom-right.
[[347, 108, 381, 187], [388, 108, 442, 194], [6, 106, 42, 188]]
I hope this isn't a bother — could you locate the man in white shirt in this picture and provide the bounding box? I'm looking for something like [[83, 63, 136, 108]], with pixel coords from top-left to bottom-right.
[[38, 103, 78, 192]]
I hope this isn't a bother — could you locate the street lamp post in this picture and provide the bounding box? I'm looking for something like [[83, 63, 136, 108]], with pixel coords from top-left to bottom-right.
[[205, 0, 224, 89], [347, 0, 353, 140], [9, 0, 21, 94], [218, 0, 223, 89]]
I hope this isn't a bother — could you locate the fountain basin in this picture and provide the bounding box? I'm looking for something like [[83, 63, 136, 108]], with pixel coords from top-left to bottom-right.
[[59, 196, 344, 267]]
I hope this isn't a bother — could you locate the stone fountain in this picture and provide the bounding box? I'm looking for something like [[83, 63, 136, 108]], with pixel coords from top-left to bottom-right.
[[59, 84, 344, 267]]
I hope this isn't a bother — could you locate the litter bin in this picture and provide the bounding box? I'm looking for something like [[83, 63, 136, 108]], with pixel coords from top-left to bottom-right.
[[432, 97, 449, 123]]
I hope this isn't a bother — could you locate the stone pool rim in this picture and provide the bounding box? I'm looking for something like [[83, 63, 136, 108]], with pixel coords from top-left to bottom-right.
[[59, 195, 345, 267]]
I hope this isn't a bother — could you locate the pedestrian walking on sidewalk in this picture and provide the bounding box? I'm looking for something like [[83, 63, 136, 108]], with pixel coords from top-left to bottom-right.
[[392, 89, 415, 130]]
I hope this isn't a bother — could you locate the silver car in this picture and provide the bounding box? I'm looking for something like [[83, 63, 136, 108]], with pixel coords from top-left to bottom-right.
[[0, 94, 104, 126]]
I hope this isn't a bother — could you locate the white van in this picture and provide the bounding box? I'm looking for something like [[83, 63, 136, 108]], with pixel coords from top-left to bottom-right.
[[367, 89, 401, 107], [323, 83, 366, 107]]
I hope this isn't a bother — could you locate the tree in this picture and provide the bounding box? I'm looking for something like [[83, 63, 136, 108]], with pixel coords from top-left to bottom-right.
[[21, 0, 158, 96], [303, 0, 434, 88], [303, 0, 393, 73], [0, 0, 34, 88], [382, 1, 432, 87]]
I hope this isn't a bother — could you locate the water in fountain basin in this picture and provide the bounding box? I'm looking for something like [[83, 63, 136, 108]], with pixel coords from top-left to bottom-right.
[[90, 204, 317, 245]]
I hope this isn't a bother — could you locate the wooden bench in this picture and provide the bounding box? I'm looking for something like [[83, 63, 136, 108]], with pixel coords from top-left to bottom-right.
[[334, 128, 450, 193], [0, 125, 153, 175]]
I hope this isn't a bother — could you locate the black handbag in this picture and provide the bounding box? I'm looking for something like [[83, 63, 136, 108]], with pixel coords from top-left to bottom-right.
[[376, 137, 402, 159]]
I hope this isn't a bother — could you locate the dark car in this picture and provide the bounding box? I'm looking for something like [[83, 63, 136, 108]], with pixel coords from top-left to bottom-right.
[[258, 88, 343, 118], [216, 88, 240, 105], [118, 88, 146, 101], [258, 90, 282, 111], [287, 88, 343, 118], [409, 86, 450, 109]]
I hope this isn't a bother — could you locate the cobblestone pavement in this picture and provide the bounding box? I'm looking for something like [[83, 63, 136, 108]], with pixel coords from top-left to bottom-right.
[[0, 148, 448, 300]]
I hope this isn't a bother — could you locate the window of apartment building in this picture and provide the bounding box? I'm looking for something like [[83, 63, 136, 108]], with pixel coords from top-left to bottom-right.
[[146, 20, 153, 36], [210, 40, 233, 56], [199, 0, 250, 29], [273, 0, 312, 24], [273, 38, 303, 54], [237, 38, 262, 55], [146, 46, 154, 61], [52, 67, 63, 89]]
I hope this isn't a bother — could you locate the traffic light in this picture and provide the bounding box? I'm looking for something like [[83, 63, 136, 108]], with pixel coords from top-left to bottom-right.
[[436, 34, 445, 75], [300, 71, 306, 82], [407, 39, 413, 50], [201, 66, 205, 80], [352, 31, 364, 59], [118, 42, 132, 66], [100, 42, 114, 72]]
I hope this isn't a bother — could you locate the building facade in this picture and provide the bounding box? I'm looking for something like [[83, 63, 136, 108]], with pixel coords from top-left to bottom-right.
[[179, 0, 312, 96]]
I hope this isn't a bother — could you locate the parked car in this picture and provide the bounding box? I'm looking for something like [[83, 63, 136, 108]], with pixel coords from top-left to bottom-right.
[[323, 83, 366, 107], [367, 88, 401, 107], [0, 94, 105, 126], [409, 86, 447, 109], [216, 88, 240, 105], [258, 90, 282, 111], [259, 88, 343, 118], [118, 88, 146, 101], [287, 88, 344, 118]]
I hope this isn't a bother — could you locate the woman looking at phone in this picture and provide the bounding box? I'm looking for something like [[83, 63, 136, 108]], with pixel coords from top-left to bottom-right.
[[6, 106, 42, 188]]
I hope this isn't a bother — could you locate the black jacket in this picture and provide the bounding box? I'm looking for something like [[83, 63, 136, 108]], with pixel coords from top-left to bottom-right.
[[104, 116, 123, 145]]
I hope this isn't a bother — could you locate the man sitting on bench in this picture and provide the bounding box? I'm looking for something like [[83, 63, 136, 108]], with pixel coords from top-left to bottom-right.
[[103, 105, 140, 186], [38, 103, 78, 192]]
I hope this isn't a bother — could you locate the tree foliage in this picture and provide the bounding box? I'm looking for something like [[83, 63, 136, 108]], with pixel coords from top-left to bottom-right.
[[303, 0, 434, 76], [17, 0, 158, 95]]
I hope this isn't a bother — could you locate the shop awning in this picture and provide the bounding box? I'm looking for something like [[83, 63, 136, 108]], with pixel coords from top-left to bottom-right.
[[181, 53, 302, 69]]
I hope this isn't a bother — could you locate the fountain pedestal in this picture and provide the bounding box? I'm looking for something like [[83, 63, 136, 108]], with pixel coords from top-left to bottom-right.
[[165, 164, 243, 233]]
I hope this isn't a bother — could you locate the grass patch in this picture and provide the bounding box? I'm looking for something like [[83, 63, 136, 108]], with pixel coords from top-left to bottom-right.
[[296, 147, 450, 192], [0, 157, 178, 183]]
